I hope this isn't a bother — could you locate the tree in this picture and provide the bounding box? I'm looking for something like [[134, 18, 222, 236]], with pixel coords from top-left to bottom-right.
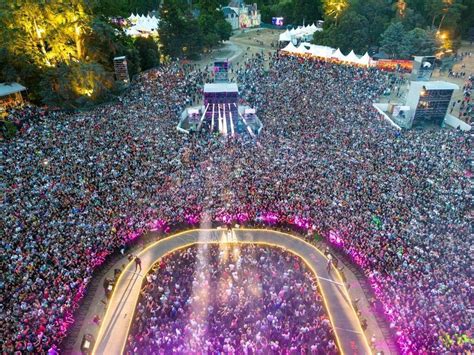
[[197, 0, 232, 49], [351, 0, 393, 47], [459, 0, 474, 38], [0, 0, 143, 107], [215, 18, 232, 41], [395, 0, 407, 18], [425, 0, 465, 32], [0, 0, 96, 67], [0, 1, 57, 67], [380, 21, 407, 58], [292, 0, 323, 25], [313, 10, 369, 53], [322, 0, 349, 24], [312, 24, 338, 47], [134, 37, 160, 70], [272, 0, 296, 24], [401, 28, 438, 57], [159, 0, 203, 59], [40, 62, 114, 108], [399, 7, 426, 30], [336, 10, 370, 53], [0, 48, 43, 103]]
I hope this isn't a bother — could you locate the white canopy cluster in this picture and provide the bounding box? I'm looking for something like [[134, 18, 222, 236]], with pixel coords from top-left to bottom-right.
[[126, 13, 160, 37], [278, 24, 322, 42], [280, 42, 372, 67]]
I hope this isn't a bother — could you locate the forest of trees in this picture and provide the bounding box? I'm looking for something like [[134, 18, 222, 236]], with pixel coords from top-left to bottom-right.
[[1, 0, 472, 107], [309, 0, 473, 57], [0, 0, 231, 108]]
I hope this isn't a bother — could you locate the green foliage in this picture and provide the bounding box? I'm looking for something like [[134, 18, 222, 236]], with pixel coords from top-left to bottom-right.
[[85, 19, 140, 77], [0, 0, 143, 107], [159, 0, 205, 59], [314, 0, 392, 53], [336, 10, 370, 53], [197, 0, 232, 49], [259, 0, 322, 25], [380, 21, 407, 58], [39, 62, 114, 109], [134, 37, 160, 70], [398, 8, 426, 30], [351, 0, 393, 47], [215, 18, 233, 41], [425, 0, 465, 31], [91, 0, 160, 17], [313, 10, 369, 53], [0, 48, 43, 103], [314, 0, 470, 56], [380, 22, 439, 59], [401, 28, 438, 57], [2, 121, 18, 140], [459, 0, 474, 38], [292, 0, 323, 25]]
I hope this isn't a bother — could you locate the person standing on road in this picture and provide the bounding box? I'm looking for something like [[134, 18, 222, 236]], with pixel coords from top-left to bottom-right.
[[326, 254, 333, 274], [134, 256, 142, 272]]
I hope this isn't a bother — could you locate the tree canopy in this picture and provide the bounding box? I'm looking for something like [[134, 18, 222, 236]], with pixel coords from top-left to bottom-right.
[[0, 0, 159, 108], [312, 0, 471, 57]]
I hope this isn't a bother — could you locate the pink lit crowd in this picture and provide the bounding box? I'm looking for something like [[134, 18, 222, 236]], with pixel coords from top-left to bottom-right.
[[1, 53, 472, 353], [125, 245, 337, 354]]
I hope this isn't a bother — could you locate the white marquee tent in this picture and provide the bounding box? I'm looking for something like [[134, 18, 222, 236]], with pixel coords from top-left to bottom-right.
[[281, 43, 372, 67], [358, 52, 371, 66], [279, 23, 322, 43], [279, 29, 292, 42], [280, 42, 298, 53], [345, 50, 360, 63], [126, 14, 159, 37], [331, 48, 346, 61]]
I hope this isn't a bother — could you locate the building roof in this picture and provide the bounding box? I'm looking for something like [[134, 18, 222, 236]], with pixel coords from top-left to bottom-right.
[[222, 6, 238, 16], [204, 83, 239, 93], [228, 0, 243, 8], [411, 81, 459, 91], [0, 83, 26, 97]]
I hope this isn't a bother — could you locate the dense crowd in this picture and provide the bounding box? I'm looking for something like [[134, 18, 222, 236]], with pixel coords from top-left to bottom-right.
[[0, 104, 51, 139], [1, 53, 472, 353], [458, 75, 472, 123], [126, 245, 337, 354]]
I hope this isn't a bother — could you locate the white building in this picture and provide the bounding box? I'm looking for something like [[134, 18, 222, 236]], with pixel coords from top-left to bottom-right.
[[222, 2, 261, 30]]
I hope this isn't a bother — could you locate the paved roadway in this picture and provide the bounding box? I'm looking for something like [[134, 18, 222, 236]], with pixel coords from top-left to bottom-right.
[[92, 229, 372, 355]]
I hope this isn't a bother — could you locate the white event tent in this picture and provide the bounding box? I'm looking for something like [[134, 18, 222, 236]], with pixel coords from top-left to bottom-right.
[[280, 42, 372, 67], [330, 48, 345, 61], [345, 50, 359, 63], [279, 23, 322, 43], [357, 52, 371, 66], [126, 14, 159, 37]]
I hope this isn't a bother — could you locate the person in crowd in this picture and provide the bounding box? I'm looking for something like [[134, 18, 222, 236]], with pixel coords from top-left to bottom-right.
[[125, 245, 338, 354], [1, 53, 471, 353]]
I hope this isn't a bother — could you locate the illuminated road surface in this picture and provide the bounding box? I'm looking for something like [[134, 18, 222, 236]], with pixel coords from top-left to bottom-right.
[[93, 229, 372, 354]]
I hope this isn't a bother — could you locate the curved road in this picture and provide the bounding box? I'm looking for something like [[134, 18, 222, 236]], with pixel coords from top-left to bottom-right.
[[92, 229, 372, 354]]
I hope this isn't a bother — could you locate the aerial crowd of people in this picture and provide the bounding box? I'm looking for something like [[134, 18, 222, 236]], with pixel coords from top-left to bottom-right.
[[458, 75, 472, 122], [126, 245, 337, 354], [1, 51, 472, 354]]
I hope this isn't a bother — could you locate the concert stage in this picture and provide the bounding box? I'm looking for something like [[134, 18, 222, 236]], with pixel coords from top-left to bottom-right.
[[177, 103, 263, 137], [178, 59, 263, 137]]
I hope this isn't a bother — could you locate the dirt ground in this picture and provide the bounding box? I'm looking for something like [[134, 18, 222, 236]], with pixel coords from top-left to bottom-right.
[[232, 28, 282, 50], [433, 41, 473, 112]]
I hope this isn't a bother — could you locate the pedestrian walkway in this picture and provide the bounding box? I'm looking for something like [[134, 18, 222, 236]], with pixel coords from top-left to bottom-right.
[[92, 229, 373, 355]]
